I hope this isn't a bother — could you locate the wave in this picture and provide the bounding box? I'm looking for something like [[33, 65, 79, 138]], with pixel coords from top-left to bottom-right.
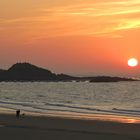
[[45, 102, 140, 116], [30, 102, 140, 117], [45, 102, 100, 111], [1, 100, 140, 117], [0, 100, 35, 107], [112, 108, 140, 115]]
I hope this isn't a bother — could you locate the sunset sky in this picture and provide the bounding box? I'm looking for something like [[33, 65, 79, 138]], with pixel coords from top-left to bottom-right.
[[1, 0, 140, 76]]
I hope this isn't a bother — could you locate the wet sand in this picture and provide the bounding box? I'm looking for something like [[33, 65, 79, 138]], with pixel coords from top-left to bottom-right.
[[0, 110, 140, 140]]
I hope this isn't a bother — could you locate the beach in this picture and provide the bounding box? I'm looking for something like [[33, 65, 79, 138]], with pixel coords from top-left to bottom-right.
[[0, 108, 140, 140]]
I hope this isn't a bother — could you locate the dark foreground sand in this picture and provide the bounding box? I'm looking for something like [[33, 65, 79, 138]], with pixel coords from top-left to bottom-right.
[[0, 111, 140, 140]]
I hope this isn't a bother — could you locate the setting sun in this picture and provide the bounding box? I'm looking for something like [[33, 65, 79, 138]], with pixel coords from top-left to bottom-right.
[[128, 58, 138, 67]]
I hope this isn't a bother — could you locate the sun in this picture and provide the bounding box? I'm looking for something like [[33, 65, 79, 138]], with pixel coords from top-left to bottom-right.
[[128, 58, 138, 67]]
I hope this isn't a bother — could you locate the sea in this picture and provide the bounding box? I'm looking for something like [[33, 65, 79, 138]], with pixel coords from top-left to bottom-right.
[[0, 81, 140, 118]]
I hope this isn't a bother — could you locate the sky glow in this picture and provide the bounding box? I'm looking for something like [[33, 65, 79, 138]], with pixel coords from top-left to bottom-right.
[[0, 0, 140, 76]]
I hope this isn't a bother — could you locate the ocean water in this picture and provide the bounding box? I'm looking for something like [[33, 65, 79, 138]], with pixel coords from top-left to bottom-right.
[[0, 81, 140, 117]]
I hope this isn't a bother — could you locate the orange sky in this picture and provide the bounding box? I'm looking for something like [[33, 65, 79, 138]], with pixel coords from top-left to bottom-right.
[[1, 0, 140, 76]]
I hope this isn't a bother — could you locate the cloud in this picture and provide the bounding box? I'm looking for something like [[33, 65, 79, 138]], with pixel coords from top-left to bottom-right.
[[1, 0, 140, 39], [35, 0, 140, 38]]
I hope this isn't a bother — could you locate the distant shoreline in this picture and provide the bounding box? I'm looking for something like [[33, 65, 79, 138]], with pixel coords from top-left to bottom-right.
[[0, 62, 138, 82], [0, 80, 138, 82]]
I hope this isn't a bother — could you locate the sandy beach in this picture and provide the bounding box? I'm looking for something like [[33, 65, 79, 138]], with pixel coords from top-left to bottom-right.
[[0, 108, 140, 140]]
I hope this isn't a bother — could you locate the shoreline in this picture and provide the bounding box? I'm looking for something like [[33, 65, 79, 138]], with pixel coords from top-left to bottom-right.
[[0, 107, 140, 139], [0, 106, 140, 124]]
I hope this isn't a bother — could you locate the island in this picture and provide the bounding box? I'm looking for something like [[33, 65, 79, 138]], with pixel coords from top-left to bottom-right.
[[0, 63, 138, 82]]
